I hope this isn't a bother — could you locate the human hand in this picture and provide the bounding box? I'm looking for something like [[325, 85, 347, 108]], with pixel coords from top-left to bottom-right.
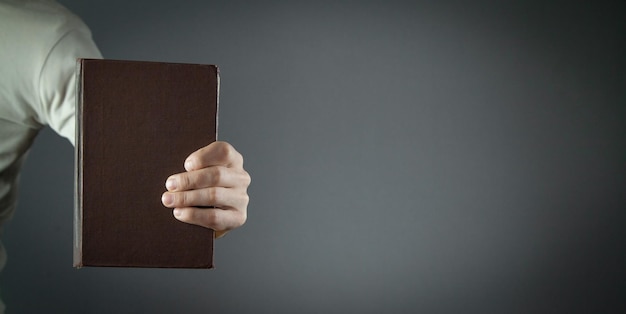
[[161, 141, 250, 238]]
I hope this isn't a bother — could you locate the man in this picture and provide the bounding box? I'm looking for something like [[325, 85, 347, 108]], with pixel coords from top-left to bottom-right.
[[0, 0, 250, 311]]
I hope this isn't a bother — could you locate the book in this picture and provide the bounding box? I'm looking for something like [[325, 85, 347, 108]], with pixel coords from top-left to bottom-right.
[[74, 59, 218, 268]]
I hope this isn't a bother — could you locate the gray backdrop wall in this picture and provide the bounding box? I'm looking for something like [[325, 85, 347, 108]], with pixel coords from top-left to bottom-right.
[[1, 1, 624, 313]]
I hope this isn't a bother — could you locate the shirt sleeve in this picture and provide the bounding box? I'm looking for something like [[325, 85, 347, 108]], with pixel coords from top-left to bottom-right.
[[38, 26, 102, 146]]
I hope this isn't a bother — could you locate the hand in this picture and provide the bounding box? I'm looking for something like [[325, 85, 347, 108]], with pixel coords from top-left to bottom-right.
[[161, 141, 250, 238]]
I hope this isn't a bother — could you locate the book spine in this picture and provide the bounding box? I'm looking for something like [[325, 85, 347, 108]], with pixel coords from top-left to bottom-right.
[[215, 65, 220, 141], [73, 59, 84, 268]]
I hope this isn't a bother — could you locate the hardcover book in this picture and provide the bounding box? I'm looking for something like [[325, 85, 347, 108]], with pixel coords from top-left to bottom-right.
[[74, 59, 218, 268]]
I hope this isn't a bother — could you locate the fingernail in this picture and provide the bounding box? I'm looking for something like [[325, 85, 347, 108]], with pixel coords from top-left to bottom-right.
[[166, 178, 177, 191], [184, 159, 194, 171], [173, 208, 182, 217], [162, 193, 173, 206]]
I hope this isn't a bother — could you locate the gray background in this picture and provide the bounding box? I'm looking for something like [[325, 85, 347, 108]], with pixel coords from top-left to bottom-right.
[[1, 0, 625, 313]]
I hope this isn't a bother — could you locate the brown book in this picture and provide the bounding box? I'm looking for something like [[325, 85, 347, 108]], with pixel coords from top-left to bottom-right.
[[74, 59, 218, 268]]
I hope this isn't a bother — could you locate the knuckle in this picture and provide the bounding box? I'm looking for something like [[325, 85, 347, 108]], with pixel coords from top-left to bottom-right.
[[236, 210, 248, 228], [179, 174, 192, 190], [180, 191, 194, 207], [216, 141, 231, 159], [233, 151, 243, 165], [176, 192, 185, 206], [232, 194, 248, 229], [240, 193, 250, 207], [207, 187, 220, 204], [241, 169, 251, 187], [217, 141, 242, 165], [204, 210, 220, 229], [170, 193, 181, 206], [210, 167, 223, 186]]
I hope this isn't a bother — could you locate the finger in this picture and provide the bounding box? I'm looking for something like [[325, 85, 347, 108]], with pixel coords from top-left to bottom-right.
[[162, 187, 249, 210], [173, 206, 247, 232], [184, 141, 244, 171], [165, 166, 251, 191]]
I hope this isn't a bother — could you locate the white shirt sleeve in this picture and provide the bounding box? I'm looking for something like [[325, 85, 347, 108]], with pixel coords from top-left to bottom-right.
[[37, 26, 102, 145]]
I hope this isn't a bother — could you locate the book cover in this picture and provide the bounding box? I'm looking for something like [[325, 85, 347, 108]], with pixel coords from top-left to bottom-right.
[[74, 59, 218, 268]]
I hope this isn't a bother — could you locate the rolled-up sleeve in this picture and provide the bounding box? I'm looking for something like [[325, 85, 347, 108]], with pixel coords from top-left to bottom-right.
[[38, 27, 102, 145]]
